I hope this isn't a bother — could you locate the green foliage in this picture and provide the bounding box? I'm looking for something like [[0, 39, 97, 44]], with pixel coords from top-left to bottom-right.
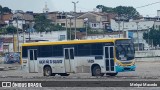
[[0, 6, 11, 14], [96, 5, 114, 13], [143, 28, 160, 46], [6, 26, 17, 34], [114, 6, 140, 19], [0, 28, 7, 34], [34, 14, 64, 32], [96, 5, 140, 19]]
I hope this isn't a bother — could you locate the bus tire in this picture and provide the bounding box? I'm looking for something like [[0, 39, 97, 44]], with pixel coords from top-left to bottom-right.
[[43, 66, 52, 76], [92, 66, 104, 76], [60, 73, 70, 76], [106, 73, 118, 76]]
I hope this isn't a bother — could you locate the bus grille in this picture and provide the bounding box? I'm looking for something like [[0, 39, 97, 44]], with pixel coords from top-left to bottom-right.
[[120, 61, 132, 65]]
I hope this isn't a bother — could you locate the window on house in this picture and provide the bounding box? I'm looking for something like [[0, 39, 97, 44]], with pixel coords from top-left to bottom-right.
[[94, 24, 96, 27], [61, 23, 65, 26], [68, 22, 73, 25], [59, 35, 65, 41]]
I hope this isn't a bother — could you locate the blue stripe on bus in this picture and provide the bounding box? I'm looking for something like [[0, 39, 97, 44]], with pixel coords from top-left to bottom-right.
[[116, 65, 136, 72]]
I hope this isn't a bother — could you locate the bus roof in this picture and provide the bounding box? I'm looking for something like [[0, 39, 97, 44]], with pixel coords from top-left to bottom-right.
[[22, 38, 129, 47]]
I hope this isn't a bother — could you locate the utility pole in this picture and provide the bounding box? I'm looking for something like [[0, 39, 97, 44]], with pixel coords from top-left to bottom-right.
[[65, 13, 68, 40], [72, 1, 79, 39], [22, 15, 25, 43], [16, 17, 19, 52], [147, 26, 150, 50], [29, 21, 31, 41], [136, 21, 139, 51], [117, 21, 121, 38], [122, 20, 125, 38], [84, 18, 88, 39], [116, 16, 121, 38], [69, 18, 72, 40], [9, 21, 15, 52]]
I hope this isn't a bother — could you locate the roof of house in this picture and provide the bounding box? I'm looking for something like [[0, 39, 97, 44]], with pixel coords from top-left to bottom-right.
[[0, 37, 13, 43], [2, 13, 13, 21]]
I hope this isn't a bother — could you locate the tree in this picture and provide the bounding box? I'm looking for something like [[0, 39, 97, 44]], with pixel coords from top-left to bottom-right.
[[6, 26, 17, 34], [34, 14, 64, 32], [114, 6, 140, 19], [2, 7, 11, 13], [96, 5, 140, 19], [96, 5, 114, 13], [143, 28, 160, 47], [0, 6, 11, 14]]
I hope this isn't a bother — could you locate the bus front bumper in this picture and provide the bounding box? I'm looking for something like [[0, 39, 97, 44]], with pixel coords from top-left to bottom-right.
[[116, 65, 136, 72]]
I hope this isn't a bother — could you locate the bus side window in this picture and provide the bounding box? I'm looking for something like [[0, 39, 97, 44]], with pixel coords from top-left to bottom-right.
[[105, 47, 109, 58], [22, 47, 27, 58], [34, 50, 37, 60], [110, 47, 114, 58], [65, 49, 69, 59], [30, 50, 33, 60], [70, 49, 74, 59]]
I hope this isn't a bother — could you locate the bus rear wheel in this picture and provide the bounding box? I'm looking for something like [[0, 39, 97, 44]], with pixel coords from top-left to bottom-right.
[[92, 66, 104, 76], [43, 66, 52, 76], [106, 73, 118, 76]]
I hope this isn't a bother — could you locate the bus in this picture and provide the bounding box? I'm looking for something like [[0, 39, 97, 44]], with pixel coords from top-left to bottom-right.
[[21, 38, 136, 76]]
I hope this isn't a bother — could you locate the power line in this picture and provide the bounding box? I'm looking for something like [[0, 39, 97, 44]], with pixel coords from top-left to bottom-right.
[[136, 1, 160, 9]]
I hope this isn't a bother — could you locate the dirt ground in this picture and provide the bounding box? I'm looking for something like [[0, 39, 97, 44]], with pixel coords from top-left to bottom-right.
[[0, 61, 160, 90]]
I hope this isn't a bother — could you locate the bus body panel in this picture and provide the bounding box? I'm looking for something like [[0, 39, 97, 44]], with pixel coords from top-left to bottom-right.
[[38, 57, 65, 73], [115, 65, 136, 72], [21, 38, 136, 76]]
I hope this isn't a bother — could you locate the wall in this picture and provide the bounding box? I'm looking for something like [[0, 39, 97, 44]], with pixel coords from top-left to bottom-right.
[[111, 19, 154, 31], [1, 31, 67, 52], [135, 50, 160, 57]]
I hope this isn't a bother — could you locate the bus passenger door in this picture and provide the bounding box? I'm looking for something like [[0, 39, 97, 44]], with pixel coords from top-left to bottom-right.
[[64, 48, 74, 73], [28, 49, 38, 73], [104, 46, 115, 72]]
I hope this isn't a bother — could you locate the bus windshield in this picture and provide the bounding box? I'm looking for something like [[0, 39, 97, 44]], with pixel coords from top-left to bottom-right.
[[115, 39, 135, 61]]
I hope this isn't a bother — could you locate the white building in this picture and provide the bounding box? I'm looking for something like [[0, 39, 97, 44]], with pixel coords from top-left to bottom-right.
[[111, 19, 155, 50], [1, 31, 67, 53]]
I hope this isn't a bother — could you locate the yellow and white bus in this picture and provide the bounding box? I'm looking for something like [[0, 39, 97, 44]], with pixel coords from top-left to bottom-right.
[[21, 38, 136, 76]]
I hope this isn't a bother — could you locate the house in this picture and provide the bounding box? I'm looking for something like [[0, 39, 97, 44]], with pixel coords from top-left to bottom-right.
[[77, 12, 109, 29], [54, 12, 85, 28], [1, 30, 67, 53], [0, 13, 11, 28], [11, 10, 34, 31], [54, 11, 117, 31]]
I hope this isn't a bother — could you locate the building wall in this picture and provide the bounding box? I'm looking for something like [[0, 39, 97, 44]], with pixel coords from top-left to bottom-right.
[[154, 21, 160, 30], [1, 31, 67, 52], [111, 19, 156, 50], [56, 18, 84, 28], [111, 19, 154, 31]]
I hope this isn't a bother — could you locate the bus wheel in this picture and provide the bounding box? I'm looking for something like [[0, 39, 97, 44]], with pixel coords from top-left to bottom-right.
[[106, 73, 118, 76], [43, 66, 52, 76], [60, 73, 70, 76], [92, 66, 104, 76]]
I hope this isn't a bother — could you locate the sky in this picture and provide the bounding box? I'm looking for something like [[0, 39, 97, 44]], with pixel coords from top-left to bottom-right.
[[0, 0, 160, 17]]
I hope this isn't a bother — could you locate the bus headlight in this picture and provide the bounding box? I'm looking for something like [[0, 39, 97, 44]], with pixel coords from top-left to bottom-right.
[[115, 62, 121, 66], [132, 61, 135, 65]]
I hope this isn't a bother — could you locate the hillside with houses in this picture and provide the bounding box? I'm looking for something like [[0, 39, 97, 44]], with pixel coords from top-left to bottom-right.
[[0, 4, 160, 53]]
